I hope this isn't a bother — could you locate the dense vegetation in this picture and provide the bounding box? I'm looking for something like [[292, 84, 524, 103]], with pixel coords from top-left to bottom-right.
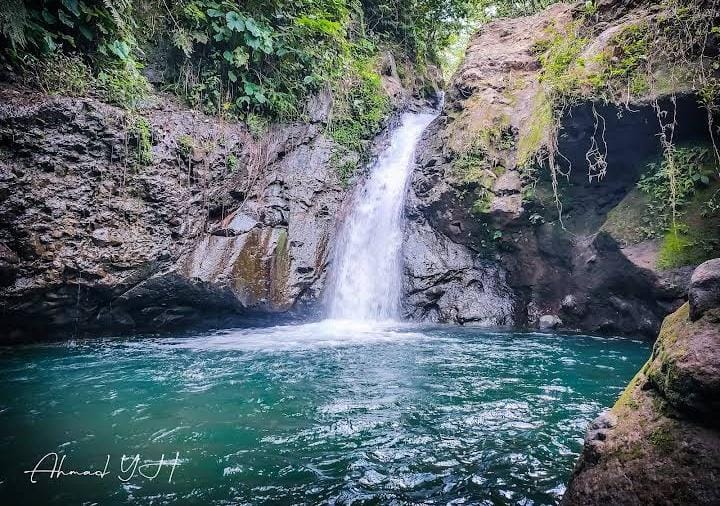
[[0, 1, 559, 116], [0, 0, 560, 185]]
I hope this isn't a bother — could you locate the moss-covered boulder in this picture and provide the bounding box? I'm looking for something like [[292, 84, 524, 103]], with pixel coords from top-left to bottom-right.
[[563, 259, 720, 505]]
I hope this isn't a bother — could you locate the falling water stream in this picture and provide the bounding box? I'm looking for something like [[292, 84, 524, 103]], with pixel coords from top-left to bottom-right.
[[327, 111, 438, 321], [0, 109, 651, 505]]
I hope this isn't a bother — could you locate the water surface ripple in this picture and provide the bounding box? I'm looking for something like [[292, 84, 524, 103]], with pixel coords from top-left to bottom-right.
[[0, 323, 649, 505]]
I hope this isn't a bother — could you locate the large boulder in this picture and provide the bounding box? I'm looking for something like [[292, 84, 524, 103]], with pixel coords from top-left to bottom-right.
[[563, 259, 720, 504], [689, 258, 720, 321]]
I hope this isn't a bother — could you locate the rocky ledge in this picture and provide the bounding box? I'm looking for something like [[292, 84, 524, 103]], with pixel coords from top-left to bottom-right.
[[563, 258, 720, 505]]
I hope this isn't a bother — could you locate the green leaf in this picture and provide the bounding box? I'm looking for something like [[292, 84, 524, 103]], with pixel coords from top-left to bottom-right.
[[226, 11, 245, 32], [58, 10, 75, 28], [42, 33, 57, 53], [62, 0, 80, 17], [41, 10, 57, 24], [244, 33, 261, 50], [78, 24, 93, 41], [108, 40, 131, 61], [232, 47, 249, 67], [206, 8, 224, 18], [243, 81, 259, 96], [243, 32, 273, 54], [701, 175, 710, 185], [192, 32, 208, 44], [228, 70, 237, 82], [243, 17, 262, 37]]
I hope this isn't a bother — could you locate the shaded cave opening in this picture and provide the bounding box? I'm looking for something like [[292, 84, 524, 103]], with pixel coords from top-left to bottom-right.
[[547, 94, 717, 235]]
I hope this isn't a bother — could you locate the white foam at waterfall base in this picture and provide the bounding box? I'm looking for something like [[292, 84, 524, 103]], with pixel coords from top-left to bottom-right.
[[326, 111, 438, 321]]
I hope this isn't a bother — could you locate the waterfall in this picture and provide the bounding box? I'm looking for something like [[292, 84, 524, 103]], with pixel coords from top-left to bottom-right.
[[327, 111, 438, 321]]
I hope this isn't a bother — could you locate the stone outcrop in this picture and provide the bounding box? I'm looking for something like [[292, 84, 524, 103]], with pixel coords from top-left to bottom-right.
[[403, 2, 711, 336], [563, 258, 720, 505], [0, 87, 347, 340], [689, 258, 720, 321], [0, 71, 435, 341]]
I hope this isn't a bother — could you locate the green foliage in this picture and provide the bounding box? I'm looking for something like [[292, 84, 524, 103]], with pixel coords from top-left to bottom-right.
[[226, 153, 238, 172], [637, 146, 720, 269], [245, 112, 270, 138], [0, 0, 134, 55], [452, 133, 508, 215], [169, 0, 396, 120], [131, 116, 153, 166], [97, 60, 149, 108], [538, 21, 587, 97], [0, 0, 149, 109], [329, 58, 390, 152], [587, 22, 650, 99], [454, 140, 494, 184], [335, 158, 358, 188], [359, 0, 481, 64], [29, 51, 92, 95], [637, 147, 715, 235]]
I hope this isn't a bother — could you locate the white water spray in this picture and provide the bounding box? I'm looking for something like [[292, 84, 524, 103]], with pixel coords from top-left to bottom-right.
[[327, 111, 437, 321]]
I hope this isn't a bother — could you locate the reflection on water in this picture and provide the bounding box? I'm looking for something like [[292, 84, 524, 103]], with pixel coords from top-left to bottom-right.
[[0, 323, 649, 505]]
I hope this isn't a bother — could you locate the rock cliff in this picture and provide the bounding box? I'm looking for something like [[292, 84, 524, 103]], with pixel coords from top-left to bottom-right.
[[0, 61, 430, 341], [0, 87, 341, 339], [403, 1, 718, 337]]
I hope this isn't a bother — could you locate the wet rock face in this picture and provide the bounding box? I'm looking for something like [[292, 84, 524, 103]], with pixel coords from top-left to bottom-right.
[[0, 87, 345, 340], [403, 208, 515, 325]]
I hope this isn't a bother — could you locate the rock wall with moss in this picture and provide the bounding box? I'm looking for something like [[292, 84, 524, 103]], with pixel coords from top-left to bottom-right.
[[562, 258, 720, 504], [0, 53, 436, 341], [404, 0, 720, 337]]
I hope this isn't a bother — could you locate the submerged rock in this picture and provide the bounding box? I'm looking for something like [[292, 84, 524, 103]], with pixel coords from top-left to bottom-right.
[[538, 314, 562, 330]]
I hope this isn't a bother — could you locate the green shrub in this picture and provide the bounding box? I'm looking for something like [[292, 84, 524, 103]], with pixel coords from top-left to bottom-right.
[[97, 60, 150, 109], [637, 146, 715, 235], [329, 58, 390, 151], [30, 52, 92, 96], [131, 116, 153, 166]]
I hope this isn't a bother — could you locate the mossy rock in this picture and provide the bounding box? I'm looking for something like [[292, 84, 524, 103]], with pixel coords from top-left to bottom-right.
[[656, 184, 720, 270], [645, 303, 720, 422], [601, 188, 653, 247]]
